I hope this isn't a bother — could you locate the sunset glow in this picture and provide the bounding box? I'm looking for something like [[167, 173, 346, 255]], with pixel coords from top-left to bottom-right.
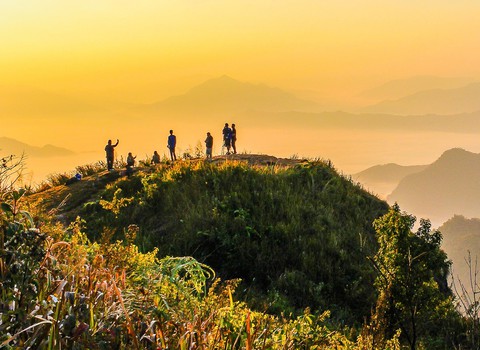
[[1, 1, 480, 181], [2, 1, 479, 100]]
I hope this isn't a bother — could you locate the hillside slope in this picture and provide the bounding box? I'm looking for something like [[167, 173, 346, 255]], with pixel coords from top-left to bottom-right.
[[32, 155, 389, 321]]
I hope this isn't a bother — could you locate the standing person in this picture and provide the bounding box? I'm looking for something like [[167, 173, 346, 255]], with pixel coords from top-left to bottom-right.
[[167, 130, 177, 161], [222, 123, 232, 155], [151, 150, 161, 164], [231, 123, 237, 154], [105, 139, 119, 171], [205, 132, 213, 159]]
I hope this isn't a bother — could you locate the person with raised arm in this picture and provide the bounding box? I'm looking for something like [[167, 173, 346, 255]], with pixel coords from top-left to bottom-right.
[[105, 139, 119, 171]]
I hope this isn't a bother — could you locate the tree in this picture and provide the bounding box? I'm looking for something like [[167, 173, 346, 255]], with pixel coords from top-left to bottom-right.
[[0, 154, 25, 194], [370, 204, 455, 349]]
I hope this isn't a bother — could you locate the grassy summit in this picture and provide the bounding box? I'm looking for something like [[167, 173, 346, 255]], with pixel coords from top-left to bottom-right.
[[33, 154, 388, 322], [8, 154, 465, 348]]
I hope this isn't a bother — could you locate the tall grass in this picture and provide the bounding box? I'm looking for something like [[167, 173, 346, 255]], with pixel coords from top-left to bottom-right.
[[78, 159, 389, 322], [0, 190, 402, 349]]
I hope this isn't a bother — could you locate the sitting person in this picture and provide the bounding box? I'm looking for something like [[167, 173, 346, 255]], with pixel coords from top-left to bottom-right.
[[151, 150, 161, 164], [126, 152, 137, 177]]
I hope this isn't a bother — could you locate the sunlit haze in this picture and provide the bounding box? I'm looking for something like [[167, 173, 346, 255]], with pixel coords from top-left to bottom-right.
[[2, 1, 480, 182]]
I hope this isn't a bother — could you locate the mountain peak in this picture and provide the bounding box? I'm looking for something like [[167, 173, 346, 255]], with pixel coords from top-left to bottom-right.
[[148, 76, 320, 114], [190, 75, 249, 92], [433, 148, 477, 167], [387, 147, 480, 225]]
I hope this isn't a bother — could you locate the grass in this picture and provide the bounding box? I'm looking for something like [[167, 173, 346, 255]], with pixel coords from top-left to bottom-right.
[[74, 159, 389, 322], [0, 193, 400, 349]]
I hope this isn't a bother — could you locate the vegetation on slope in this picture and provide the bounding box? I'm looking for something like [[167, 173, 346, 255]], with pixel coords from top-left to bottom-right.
[[74, 159, 388, 322], [2, 154, 473, 348], [2, 185, 401, 349]]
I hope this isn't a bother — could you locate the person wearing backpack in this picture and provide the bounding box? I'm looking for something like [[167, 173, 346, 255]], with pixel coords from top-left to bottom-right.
[[222, 123, 232, 155]]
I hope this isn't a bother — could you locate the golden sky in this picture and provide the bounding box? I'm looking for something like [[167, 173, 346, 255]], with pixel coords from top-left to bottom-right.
[[2, 1, 480, 103], [2, 1, 480, 182]]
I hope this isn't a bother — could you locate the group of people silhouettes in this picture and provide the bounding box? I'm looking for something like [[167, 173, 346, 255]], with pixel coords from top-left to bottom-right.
[[104, 123, 237, 173], [222, 123, 237, 155]]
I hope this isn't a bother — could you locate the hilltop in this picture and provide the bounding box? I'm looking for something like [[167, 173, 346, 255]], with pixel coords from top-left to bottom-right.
[[30, 154, 305, 221], [30, 153, 388, 322], [15, 152, 466, 348]]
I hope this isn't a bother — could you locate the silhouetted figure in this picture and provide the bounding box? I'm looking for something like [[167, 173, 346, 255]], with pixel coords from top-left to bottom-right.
[[167, 130, 177, 161], [105, 139, 119, 171], [127, 152, 136, 167], [231, 123, 237, 154], [126, 152, 136, 177], [222, 123, 232, 155], [151, 150, 161, 164], [205, 132, 213, 159]]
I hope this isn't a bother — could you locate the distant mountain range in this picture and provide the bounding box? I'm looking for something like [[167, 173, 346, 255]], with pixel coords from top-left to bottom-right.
[[4, 74, 480, 118], [137, 76, 480, 132], [266, 110, 480, 134], [139, 75, 322, 115], [353, 163, 427, 198], [0, 137, 75, 158], [359, 75, 474, 102], [361, 82, 480, 115], [4, 75, 480, 131], [0, 85, 105, 116], [353, 148, 480, 226], [387, 148, 480, 225]]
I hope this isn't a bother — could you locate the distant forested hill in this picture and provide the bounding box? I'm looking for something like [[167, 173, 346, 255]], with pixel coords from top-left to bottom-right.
[[388, 148, 480, 225], [353, 163, 427, 198], [439, 215, 480, 287]]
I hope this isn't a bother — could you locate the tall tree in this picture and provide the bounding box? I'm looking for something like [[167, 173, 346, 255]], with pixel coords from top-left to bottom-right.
[[370, 204, 455, 349]]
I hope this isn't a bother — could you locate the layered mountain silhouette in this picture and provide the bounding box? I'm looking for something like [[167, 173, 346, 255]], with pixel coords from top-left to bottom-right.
[[353, 163, 427, 198], [387, 148, 480, 225], [359, 76, 473, 103], [267, 110, 480, 133], [0, 137, 75, 158], [0, 85, 104, 116], [140, 75, 321, 115], [362, 82, 480, 115]]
